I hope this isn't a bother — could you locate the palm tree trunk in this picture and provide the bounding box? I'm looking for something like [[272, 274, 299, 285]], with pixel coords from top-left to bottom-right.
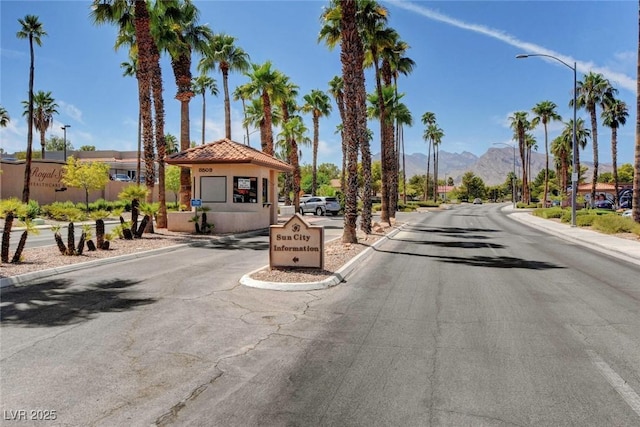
[[544, 123, 549, 207], [312, 113, 319, 195], [590, 109, 599, 205], [22, 34, 35, 203], [425, 140, 431, 201], [612, 127, 619, 206], [40, 129, 46, 159], [223, 68, 232, 139], [201, 92, 206, 146]]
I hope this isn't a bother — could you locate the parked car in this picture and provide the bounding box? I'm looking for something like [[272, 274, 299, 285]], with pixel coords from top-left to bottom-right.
[[473, 198, 482, 204], [594, 199, 614, 210], [322, 197, 341, 216], [299, 196, 327, 216], [112, 174, 132, 182], [619, 190, 632, 209], [622, 209, 632, 217]]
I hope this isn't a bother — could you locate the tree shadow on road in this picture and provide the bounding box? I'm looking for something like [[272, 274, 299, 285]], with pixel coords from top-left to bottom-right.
[[0, 278, 155, 327], [388, 238, 506, 249]]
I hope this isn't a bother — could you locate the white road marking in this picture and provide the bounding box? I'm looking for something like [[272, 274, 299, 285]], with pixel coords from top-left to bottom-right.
[[587, 350, 640, 418]]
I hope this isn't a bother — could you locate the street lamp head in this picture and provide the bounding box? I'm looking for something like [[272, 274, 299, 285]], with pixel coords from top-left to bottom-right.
[[515, 54, 529, 59]]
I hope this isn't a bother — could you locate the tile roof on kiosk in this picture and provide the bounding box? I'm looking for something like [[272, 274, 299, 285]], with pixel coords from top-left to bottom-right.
[[166, 138, 293, 172]]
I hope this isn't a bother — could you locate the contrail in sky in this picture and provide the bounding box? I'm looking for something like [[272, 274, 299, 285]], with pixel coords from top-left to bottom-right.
[[386, 0, 635, 92]]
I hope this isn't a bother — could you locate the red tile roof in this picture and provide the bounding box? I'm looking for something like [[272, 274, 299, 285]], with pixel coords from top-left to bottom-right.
[[165, 138, 293, 172]]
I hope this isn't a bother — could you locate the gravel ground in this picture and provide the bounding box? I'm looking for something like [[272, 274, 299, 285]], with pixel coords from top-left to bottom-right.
[[0, 222, 395, 283]]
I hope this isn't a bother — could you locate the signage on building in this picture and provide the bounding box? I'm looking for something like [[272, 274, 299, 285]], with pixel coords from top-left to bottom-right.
[[191, 198, 202, 207], [269, 214, 324, 269]]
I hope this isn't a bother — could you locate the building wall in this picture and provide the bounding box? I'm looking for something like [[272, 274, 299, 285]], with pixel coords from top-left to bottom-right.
[[0, 159, 159, 205]]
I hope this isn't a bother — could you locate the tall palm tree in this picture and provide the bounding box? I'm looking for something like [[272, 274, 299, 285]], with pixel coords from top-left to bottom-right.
[[242, 61, 280, 156], [155, 0, 212, 215], [0, 106, 10, 128], [327, 76, 347, 192], [360, 1, 395, 224], [302, 89, 332, 195], [192, 74, 218, 145], [421, 112, 436, 200], [509, 111, 531, 204], [272, 73, 299, 206], [120, 56, 143, 184], [278, 116, 310, 211], [573, 71, 616, 203], [551, 135, 570, 198], [337, 0, 366, 242], [601, 97, 628, 205], [424, 123, 443, 202], [232, 85, 252, 145], [198, 33, 250, 140], [17, 14, 46, 203], [92, 0, 162, 221], [561, 118, 591, 189], [394, 102, 412, 204], [22, 91, 58, 159], [320, 0, 373, 233], [531, 100, 562, 207]]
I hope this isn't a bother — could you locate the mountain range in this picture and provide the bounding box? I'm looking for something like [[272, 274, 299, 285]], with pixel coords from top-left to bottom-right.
[[375, 147, 613, 186]]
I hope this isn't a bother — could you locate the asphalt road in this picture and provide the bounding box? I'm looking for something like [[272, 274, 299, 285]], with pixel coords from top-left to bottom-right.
[[1, 204, 639, 426]]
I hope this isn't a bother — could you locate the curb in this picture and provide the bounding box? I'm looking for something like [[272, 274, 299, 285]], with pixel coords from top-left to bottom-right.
[[239, 224, 406, 291]]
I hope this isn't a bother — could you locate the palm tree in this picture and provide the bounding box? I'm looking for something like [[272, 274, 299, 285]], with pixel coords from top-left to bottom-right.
[[551, 135, 570, 198], [421, 112, 436, 200], [0, 106, 9, 128], [601, 97, 628, 206], [394, 102, 413, 204], [509, 111, 531, 204], [120, 56, 143, 184], [17, 14, 46, 203], [232, 85, 252, 145], [359, 1, 395, 224], [278, 116, 310, 212], [561, 118, 591, 191], [242, 61, 280, 156], [337, 0, 366, 242], [165, 133, 179, 154], [302, 89, 332, 195], [573, 71, 616, 204], [192, 74, 219, 145], [531, 100, 562, 207], [22, 91, 58, 159], [327, 76, 347, 192], [198, 33, 250, 140], [155, 0, 212, 215], [92, 0, 163, 223], [424, 123, 443, 202]]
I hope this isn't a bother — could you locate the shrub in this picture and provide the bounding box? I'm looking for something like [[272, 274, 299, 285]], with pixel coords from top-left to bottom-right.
[[592, 214, 640, 235], [575, 214, 598, 227], [88, 198, 110, 212], [533, 207, 564, 219], [42, 202, 87, 222]]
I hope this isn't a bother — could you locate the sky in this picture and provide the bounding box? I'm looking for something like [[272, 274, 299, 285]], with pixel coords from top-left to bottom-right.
[[1, 0, 637, 170]]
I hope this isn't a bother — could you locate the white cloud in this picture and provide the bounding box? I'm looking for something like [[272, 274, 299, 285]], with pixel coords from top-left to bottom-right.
[[58, 101, 83, 124], [387, 0, 636, 92]]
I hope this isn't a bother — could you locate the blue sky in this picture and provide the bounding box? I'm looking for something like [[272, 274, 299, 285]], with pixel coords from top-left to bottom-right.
[[1, 0, 637, 170]]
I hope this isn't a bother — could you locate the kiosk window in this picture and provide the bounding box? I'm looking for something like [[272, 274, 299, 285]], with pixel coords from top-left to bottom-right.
[[233, 176, 258, 203], [200, 176, 226, 202]]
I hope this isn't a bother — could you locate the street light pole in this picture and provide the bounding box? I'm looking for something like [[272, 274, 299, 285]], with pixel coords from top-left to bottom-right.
[[516, 53, 577, 227], [61, 125, 70, 161], [493, 142, 516, 209]]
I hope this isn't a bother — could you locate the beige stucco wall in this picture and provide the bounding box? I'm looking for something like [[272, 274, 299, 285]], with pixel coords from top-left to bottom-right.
[[176, 163, 281, 234], [0, 160, 158, 205]]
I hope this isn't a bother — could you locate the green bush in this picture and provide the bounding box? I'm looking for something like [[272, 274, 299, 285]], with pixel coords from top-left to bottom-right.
[[41, 202, 87, 222], [592, 214, 640, 235], [575, 214, 598, 227], [24, 200, 41, 220], [533, 207, 565, 219], [88, 198, 110, 212]]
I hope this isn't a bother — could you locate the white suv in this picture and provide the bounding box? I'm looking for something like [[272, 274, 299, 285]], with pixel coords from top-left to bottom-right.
[[299, 196, 341, 216]]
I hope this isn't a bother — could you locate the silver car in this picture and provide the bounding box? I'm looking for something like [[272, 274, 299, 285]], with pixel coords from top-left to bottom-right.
[[299, 196, 327, 216]]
